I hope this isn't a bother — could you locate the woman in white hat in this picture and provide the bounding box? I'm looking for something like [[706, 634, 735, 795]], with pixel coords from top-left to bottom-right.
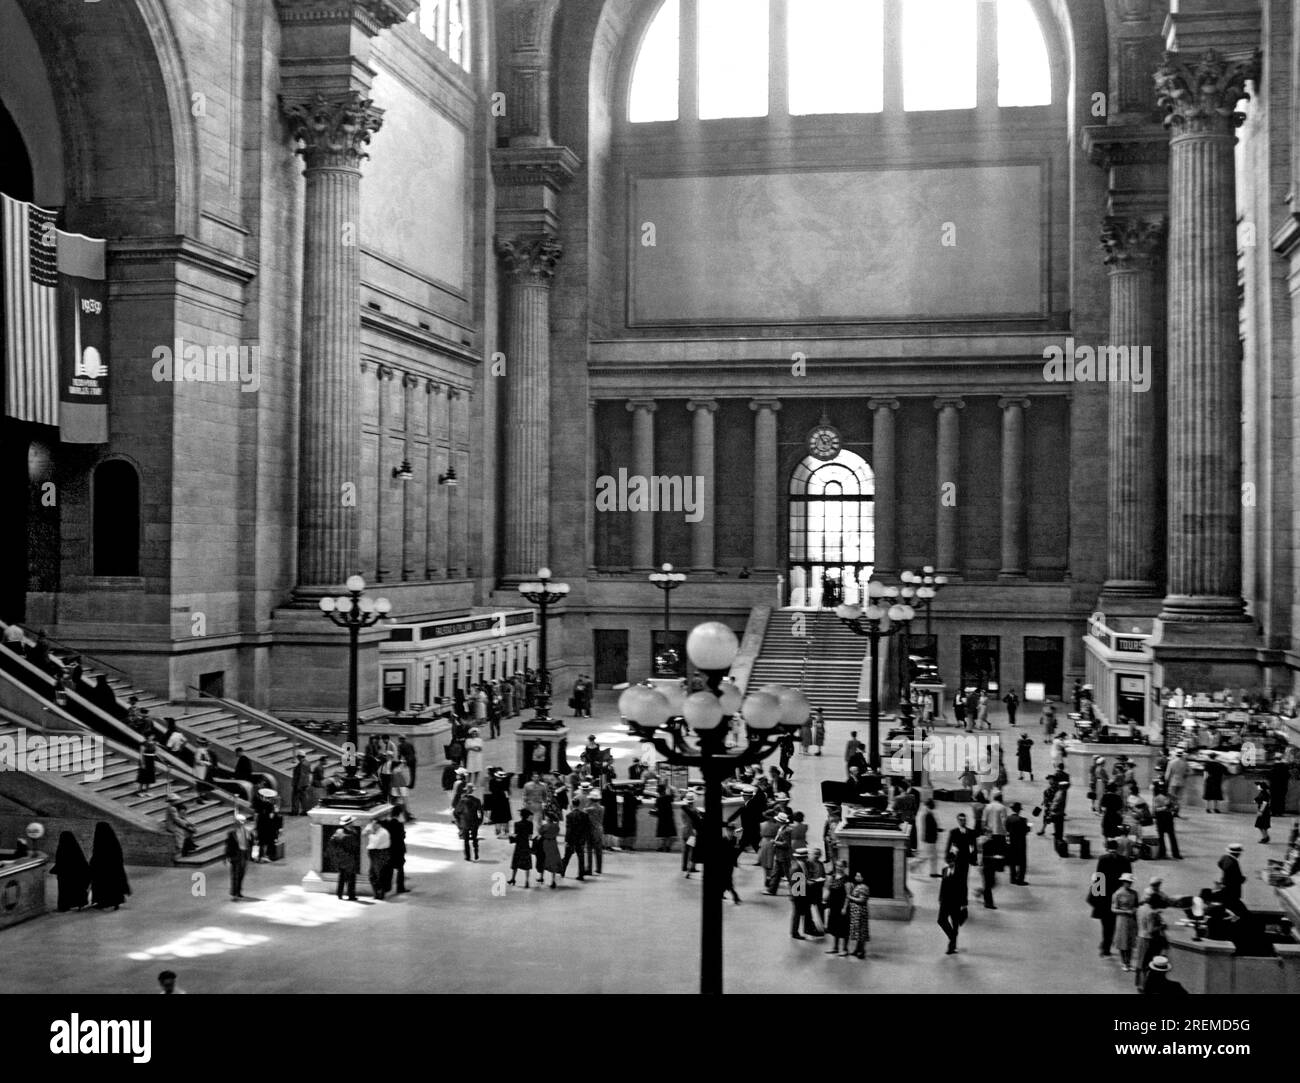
[[1111, 872, 1139, 970], [464, 728, 484, 786]]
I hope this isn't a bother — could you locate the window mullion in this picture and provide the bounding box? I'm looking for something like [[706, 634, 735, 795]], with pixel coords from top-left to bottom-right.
[[770, 0, 789, 118], [977, 0, 998, 110], [883, 0, 904, 113], [680, 0, 700, 122]]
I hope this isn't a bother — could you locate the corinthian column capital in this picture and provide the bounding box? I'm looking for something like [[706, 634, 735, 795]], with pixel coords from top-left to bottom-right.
[[495, 234, 564, 284], [1101, 216, 1166, 267], [1155, 49, 1260, 133], [281, 91, 384, 169]]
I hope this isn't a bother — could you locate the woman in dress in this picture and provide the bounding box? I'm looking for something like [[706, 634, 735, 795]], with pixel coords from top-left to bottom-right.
[[1111, 873, 1139, 971], [508, 809, 534, 888], [1255, 781, 1272, 843], [823, 862, 850, 955], [538, 813, 564, 888], [463, 728, 485, 786], [1202, 752, 1226, 813], [88, 822, 131, 910], [654, 785, 676, 852], [799, 713, 814, 756], [49, 831, 91, 912], [845, 872, 871, 959]]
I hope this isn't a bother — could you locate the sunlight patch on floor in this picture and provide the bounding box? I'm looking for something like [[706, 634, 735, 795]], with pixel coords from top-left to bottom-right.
[[126, 926, 269, 961]]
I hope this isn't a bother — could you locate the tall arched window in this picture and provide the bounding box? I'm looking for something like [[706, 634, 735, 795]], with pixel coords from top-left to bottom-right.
[[93, 459, 140, 576], [408, 0, 471, 71], [788, 450, 874, 608], [628, 0, 1052, 122]]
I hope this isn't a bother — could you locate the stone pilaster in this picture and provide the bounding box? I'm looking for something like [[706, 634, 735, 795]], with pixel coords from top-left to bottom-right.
[[1100, 216, 1163, 597], [424, 380, 446, 579], [997, 397, 1031, 579], [447, 388, 465, 577], [749, 398, 782, 572], [1154, 47, 1259, 621], [627, 399, 658, 571], [497, 234, 563, 578], [868, 398, 898, 576], [934, 397, 964, 577], [401, 372, 420, 580], [686, 399, 718, 572], [373, 364, 394, 581]]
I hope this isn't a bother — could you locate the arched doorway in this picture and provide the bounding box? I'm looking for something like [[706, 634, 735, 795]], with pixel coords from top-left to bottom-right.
[[788, 450, 874, 608]]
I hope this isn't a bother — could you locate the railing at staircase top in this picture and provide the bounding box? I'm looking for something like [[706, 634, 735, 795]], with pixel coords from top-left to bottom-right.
[[1, 619, 133, 680]]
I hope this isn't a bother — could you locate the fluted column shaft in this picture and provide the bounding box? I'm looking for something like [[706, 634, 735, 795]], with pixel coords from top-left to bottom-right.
[[628, 399, 657, 570], [1156, 51, 1258, 620], [284, 93, 383, 588], [401, 373, 420, 580], [1102, 218, 1162, 593], [687, 399, 717, 571], [374, 365, 393, 581], [868, 399, 898, 575], [497, 236, 562, 578], [424, 381, 446, 578], [750, 399, 781, 571], [934, 397, 964, 576], [998, 398, 1030, 577]]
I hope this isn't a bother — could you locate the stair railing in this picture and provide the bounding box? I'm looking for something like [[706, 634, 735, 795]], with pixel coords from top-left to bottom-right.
[[184, 686, 344, 757], [0, 619, 134, 681]]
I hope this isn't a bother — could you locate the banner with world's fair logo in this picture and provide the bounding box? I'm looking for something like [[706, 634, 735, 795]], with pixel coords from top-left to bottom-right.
[[57, 228, 108, 444]]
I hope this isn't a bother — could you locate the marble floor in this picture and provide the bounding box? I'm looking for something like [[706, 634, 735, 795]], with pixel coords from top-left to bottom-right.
[[1, 695, 1290, 994]]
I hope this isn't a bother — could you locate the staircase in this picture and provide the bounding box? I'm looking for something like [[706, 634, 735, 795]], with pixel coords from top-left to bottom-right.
[[746, 609, 880, 726]]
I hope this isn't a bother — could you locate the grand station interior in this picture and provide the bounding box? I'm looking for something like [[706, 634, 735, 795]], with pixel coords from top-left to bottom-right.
[[1, 0, 1299, 996]]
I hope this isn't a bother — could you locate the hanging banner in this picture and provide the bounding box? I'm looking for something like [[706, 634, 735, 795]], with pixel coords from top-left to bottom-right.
[[57, 229, 109, 444]]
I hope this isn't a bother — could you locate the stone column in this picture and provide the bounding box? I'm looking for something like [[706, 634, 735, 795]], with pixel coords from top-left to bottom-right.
[[1154, 48, 1259, 621], [868, 398, 898, 576], [496, 235, 562, 578], [281, 91, 384, 589], [1100, 217, 1163, 595], [686, 399, 718, 572], [997, 397, 1030, 579], [627, 398, 657, 570], [749, 398, 781, 572], [424, 380, 446, 578], [447, 388, 466, 577], [934, 397, 964, 576], [374, 364, 393, 582], [401, 373, 421, 580], [587, 399, 597, 571]]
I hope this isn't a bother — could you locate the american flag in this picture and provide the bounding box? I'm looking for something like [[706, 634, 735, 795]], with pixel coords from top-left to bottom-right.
[[2, 192, 60, 427]]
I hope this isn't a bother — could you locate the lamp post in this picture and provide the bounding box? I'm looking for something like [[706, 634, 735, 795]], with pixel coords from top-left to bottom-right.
[[619, 622, 808, 996], [318, 575, 392, 750], [899, 565, 947, 640], [517, 567, 570, 728], [836, 581, 914, 771], [648, 562, 687, 675]]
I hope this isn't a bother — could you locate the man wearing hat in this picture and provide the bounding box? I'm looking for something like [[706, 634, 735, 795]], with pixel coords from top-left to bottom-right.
[[223, 812, 251, 900], [945, 813, 978, 890], [1164, 748, 1188, 815], [765, 812, 793, 894], [290, 751, 312, 816], [1090, 838, 1132, 957], [1111, 872, 1139, 970], [680, 792, 703, 877], [1217, 843, 1248, 917], [789, 847, 814, 939], [583, 784, 606, 875], [1141, 955, 1188, 996], [329, 817, 360, 901]]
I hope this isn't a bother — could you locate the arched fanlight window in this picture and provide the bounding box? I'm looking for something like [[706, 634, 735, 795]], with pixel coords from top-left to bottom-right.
[[628, 0, 1052, 122], [788, 450, 875, 607]]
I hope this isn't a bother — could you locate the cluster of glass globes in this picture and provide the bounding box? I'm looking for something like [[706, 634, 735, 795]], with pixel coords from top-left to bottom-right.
[[317, 574, 393, 616], [900, 565, 948, 602], [619, 621, 813, 737], [834, 578, 915, 626], [518, 567, 571, 599]]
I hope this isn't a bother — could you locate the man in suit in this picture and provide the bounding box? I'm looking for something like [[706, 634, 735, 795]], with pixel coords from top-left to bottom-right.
[[1217, 843, 1248, 917], [937, 853, 967, 955], [1006, 802, 1031, 885], [382, 811, 409, 894], [1091, 838, 1133, 956], [223, 812, 251, 900], [789, 847, 813, 939], [290, 752, 311, 815], [328, 817, 360, 901], [1141, 955, 1189, 996], [583, 789, 606, 875], [563, 803, 589, 880], [398, 736, 417, 789], [454, 784, 484, 862], [945, 812, 978, 889], [844, 731, 868, 775], [1002, 689, 1020, 725], [1164, 749, 1188, 815], [680, 792, 703, 877]]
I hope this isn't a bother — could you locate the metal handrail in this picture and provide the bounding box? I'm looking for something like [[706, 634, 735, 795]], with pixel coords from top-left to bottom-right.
[[184, 686, 344, 756], [0, 619, 134, 680]]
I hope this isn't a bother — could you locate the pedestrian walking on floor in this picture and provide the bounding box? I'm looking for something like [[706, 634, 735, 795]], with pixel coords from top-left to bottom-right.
[[1152, 786, 1181, 860], [328, 818, 360, 901], [719, 825, 742, 903], [811, 709, 826, 756], [1090, 838, 1132, 957], [1003, 688, 1020, 726], [937, 854, 967, 955], [680, 792, 702, 877], [454, 784, 484, 861], [789, 848, 816, 939], [538, 813, 564, 888], [1255, 781, 1272, 843], [1006, 802, 1030, 884], [222, 813, 251, 901], [383, 812, 409, 894], [654, 785, 676, 851], [1049, 778, 1071, 848], [508, 810, 534, 888], [954, 696, 967, 730], [844, 872, 870, 958], [1133, 892, 1168, 989], [1164, 748, 1187, 815], [1016, 733, 1034, 781], [365, 819, 392, 900], [945, 812, 978, 891], [916, 799, 941, 877], [1111, 873, 1139, 971], [464, 728, 484, 785], [1202, 751, 1227, 813], [765, 813, 793, 894], [799, 713, 813, 756], [290, 752, 312, 815], [563, 802, 589, 880], [823, 862, 850, 954], [583, 790, 606, 875], [980, 840, 998, 910]]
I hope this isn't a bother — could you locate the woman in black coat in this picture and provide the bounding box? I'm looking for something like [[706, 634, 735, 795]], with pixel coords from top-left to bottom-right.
[[1099, 783, 1124, 841], [1255, 781, 1272, 843], [50, 831, 91, 912], [508, 810, 534, 887], [88, 822, 130, 910], [486, 769, 513, 837]]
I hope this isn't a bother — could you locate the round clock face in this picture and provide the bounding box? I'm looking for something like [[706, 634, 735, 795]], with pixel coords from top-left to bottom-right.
[[807, 425, 841, 461]]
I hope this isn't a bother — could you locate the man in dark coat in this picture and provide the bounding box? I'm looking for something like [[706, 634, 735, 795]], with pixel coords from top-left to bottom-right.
[[728, 787, 767, 853], [223, 813, 252, 900], [563, 803, 589, 879], [680, 793, 703, 876], [398, 736, 417, 789], [1006, 802, 1031, 885], [1091, 838, 1132, 956], [1216, 843, 1248, 917], [945, 812, 978, 889], [583, 792, 606, 875], [383, 813, 408, 894], [454, 784, 484, 861], [328, 818, 360, 900], [937, 853, 967, 955], [1002, 689, 1020, 725], [290, 752, 312, 815], [789, 847, 813, 939], [1140, 956, 1188, 995]]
